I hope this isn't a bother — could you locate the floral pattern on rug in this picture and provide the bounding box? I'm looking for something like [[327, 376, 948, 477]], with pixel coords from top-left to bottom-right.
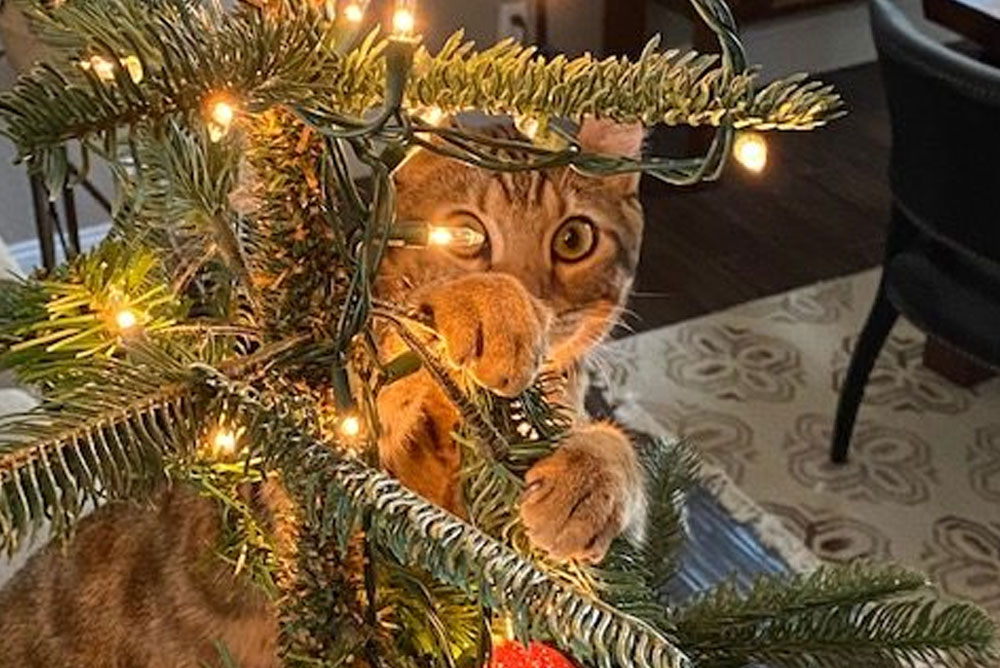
[[663, 323, 806, 403], [970, 425, 1000, 505], [921, 516, 1000, 611], [783, 414, 938, 506], [603, 268, 1000, 618], [761, 501, 893, 562]]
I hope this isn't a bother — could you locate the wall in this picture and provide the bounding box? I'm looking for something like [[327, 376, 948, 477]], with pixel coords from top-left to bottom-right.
[[421, 0, 605, 56]]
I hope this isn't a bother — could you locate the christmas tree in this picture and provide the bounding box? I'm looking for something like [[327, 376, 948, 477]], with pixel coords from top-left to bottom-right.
[[0, 0, 996, 666]]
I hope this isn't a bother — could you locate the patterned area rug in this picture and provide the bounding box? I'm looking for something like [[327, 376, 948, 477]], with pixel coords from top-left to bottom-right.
[[600, 268, 1000, 618]]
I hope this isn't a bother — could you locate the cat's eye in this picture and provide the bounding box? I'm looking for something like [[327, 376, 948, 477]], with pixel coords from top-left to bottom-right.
[[434, 212, 488, 258], [552, 217, 597, 262]]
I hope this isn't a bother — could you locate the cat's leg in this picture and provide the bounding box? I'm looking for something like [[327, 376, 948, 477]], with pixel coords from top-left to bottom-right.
[[376, 272, 550, 513], [519, 422, 646, 563], [377, 368, 464, 513]]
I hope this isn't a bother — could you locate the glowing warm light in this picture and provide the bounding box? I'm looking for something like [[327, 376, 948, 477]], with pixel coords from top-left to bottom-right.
[[391, 7, 415, 36], [206, 96, 237, 142], [213, 429, 238, 455], [343, 2, 364, 22], [340, 415, 361, 438], [210, 100, 235, 127], [427, 226, 455, 246], [114, 308, 138, 331], [427, 225, 486, 248], [733, 132, 768, 173]]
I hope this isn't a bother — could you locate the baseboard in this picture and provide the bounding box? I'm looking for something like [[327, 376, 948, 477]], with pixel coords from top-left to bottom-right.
[[8, 222, 112, 273]]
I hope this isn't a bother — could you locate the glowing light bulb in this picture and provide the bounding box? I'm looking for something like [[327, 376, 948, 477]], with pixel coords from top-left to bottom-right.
[[340, 415, 361, 438], [343, 2, 364, 22], [213, 429, 238, 455], [427, 225, 486, 248], [391, 1, 416, 37], [210, 100, 235, 127], [206, 96, 237, 142], [427, 226, 455, 246], [733, 132, 768, 173], [114, 308, 138, 331]]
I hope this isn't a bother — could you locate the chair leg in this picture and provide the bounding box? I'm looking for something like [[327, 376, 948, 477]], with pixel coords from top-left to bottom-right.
[[62, 186, 81, 258], [831, 285, 898, 464], [29, 174, 57, 272]]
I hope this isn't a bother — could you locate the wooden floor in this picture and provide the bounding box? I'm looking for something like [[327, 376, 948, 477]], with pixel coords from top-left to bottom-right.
[[627, 61, 891, 334]]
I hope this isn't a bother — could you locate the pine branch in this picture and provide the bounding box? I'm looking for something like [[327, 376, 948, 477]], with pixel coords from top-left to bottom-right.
[[1, 1, 841, 175], [1, 0, 332, 167], [403, 34, 842, 131], [315, 455, 692, 668], [0, 241, 182, 389], [678, 563, 929, 625], [0, 377, 202, 553], [578, 436, 702, 632], [675, 564, 999, 667], [216, 382, 692, 668], [119, 121, 261, 310], [377, 556, 486, 666], [637, 436, 701, 592]]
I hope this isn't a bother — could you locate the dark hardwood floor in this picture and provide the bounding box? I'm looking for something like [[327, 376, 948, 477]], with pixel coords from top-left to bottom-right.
[[627, 61, 891, 334]]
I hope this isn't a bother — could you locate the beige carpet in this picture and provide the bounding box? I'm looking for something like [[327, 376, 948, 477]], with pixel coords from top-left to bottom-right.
[[601, 268, 1000, 617]]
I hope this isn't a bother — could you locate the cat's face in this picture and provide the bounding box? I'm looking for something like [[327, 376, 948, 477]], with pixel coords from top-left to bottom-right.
[[379, 120, 644, 369]]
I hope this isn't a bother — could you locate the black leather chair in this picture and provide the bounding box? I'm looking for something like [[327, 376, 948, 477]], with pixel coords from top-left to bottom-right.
[[831, 0, 1000, 463]]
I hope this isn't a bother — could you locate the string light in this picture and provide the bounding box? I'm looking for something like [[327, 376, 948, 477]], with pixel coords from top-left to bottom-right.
[[213, 429, 238, 456], [733, 131, 768, 173], [207, 414, 246, 458], [391, 0, 416, 38], [210, 100, 235, 127], [340, 414, 361, 438], [113, 307, 139, 332], [427, 225, 486, 248], [206, 95, 237, 142], [342, 1, 364, 22]]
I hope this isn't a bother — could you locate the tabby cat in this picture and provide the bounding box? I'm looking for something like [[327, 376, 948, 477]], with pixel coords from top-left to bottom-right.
[[0, 118, 647, 666]]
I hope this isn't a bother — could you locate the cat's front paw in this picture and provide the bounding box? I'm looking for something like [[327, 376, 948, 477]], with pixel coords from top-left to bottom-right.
[[519, 424, 646, 563], [414, 273, 550, 397]]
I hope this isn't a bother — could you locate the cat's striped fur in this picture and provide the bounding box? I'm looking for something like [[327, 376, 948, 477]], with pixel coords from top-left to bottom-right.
[[0, 119, 647, 665]]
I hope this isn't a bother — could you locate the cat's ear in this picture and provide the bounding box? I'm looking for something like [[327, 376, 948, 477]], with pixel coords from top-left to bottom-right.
[[576, 117, 645, 159], [576, 117, 645, 192]]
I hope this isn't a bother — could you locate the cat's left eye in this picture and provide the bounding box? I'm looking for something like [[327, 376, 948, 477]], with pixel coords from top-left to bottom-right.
[[552, 217, 598, 262]]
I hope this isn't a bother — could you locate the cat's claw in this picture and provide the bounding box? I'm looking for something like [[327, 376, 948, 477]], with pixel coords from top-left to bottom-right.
[[519, 425, 645, 564]]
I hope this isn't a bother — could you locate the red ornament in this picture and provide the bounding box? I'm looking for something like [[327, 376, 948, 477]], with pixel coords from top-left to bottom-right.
[[489, 641, 576, 668]]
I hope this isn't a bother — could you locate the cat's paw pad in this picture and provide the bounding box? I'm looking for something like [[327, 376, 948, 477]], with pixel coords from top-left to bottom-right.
[[519, 429, 638, 563], [415, 273, 549, 397]]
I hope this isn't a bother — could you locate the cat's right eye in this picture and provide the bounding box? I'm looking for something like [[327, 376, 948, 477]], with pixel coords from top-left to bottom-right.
[[436, 212, 488, 259]]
